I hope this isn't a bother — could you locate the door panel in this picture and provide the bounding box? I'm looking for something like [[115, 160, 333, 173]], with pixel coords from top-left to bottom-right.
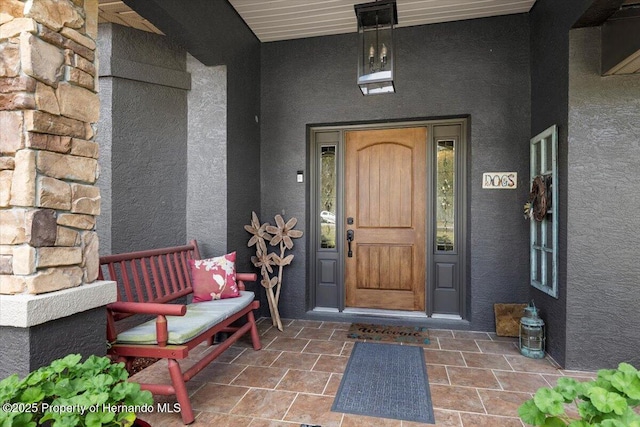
[[356, 244, 413, 290], [345, 127, 427, 311]]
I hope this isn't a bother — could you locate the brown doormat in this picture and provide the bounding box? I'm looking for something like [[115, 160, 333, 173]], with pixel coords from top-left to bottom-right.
[[347, 323, 430, 344], [494, 303, 527, 337]]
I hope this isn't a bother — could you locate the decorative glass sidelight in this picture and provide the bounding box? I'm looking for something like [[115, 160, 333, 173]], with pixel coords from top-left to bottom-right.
[[320, 146, 337, 248], [436, 140, 455, 251]]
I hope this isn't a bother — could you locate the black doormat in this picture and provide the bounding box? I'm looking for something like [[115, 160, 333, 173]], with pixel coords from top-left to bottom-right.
[[347, 322, 430, 344], [331, 342, 435, 424]]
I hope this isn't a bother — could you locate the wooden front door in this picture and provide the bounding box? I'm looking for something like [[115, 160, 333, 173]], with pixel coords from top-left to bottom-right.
[[345, 127, 427, 311]]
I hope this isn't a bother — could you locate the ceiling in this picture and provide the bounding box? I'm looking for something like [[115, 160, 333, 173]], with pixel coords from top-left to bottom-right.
[[98, 0, 537, 42], [97, 0, 638, 75], [98, 0, 163, 34], [227, 0, 536, 42]]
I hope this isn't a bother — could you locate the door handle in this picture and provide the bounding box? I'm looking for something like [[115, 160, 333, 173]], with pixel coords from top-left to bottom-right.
[[346, 230, 354, 257]]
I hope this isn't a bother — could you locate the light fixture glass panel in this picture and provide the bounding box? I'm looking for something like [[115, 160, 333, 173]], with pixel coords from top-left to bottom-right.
[[360, 81, 395, 95]]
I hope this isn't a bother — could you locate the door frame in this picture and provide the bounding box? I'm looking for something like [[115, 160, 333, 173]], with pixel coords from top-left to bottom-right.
[[308, 117, 468, 318]]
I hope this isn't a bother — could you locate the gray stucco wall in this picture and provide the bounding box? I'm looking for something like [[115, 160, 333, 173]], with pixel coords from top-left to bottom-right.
[[0, 309, 106, 379], [98, 23, 189, 254], [528, 0, 592, 367], [186, 57, 228, 257], [225, 47, 261, 277], [111, 79, 187, 252], [261, 14, 532, 329], [121, 0, 262, 281], [97, 28, 113, 255], [566, 27, 640, 370]]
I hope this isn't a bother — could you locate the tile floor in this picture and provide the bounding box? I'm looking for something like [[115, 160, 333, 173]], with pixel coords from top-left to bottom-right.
[[133, 318, 595, 427]]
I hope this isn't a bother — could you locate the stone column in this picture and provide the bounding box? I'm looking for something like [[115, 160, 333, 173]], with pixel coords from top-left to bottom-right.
[[1, 0, 100, 293], [0, 0, 116, 378]]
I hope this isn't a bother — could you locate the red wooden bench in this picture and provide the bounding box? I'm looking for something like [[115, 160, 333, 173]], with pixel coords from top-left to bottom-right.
[[98, 239, 261, 424]]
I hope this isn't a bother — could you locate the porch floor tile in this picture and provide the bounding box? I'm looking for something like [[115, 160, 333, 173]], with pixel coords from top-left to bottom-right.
[[132, 318, 594, 426]]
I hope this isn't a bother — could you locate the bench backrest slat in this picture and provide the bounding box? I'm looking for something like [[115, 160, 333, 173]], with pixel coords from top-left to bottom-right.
[[130, 259, 144, 302], [180, 251, 190, 288], [150, 255, 163, 298], [154, 255, 165, 297], [167, 253, 179, 294], [176, 252, 187, 293], [163, 254, 173, 295], [99, 241, 198, 305], [141, 257, 154, 300], [119, 260, 134, 302]]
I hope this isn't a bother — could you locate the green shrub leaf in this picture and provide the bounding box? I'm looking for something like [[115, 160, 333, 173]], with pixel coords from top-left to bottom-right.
[[610, 370, 640, 399], [615, 407, 640, 425], [588, 387, 628, 415], [577, 400, 599, 420], [522, 367, 640, 427], [91, 373, 114, 390], [598, 420, 627, 427], [40, 380, 56, 397], [88, 391, 110, 406], [534, 387, 566, 416], [0, 374, 20, 390], [86, 410, 115, 427], [129, 389, 153, 406], [0, 377, 21, 404], [20, 386, 44, 403], [617, 363, 638, 376], [24, 370, 47, 386], [109, 382, 129, 401], [598, 369, 616, 382], [519, 399, 547, 425], [541, 416, 567, 426], [50, 354, 82, 374], [0, 354, 156, 426], [115, 411, 136, 427], [5, 413, 35, 427], [51, 414, 80, 427], [557, 377, 581, 401]]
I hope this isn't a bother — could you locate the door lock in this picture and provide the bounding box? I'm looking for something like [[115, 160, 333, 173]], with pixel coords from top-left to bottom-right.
[[346, 229, 354, 257]]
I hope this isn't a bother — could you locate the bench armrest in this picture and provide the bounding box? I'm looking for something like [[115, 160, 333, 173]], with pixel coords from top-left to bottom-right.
[[236, 273, 257, 282], [107, 302, 185, 346], [236, 273, 257, 291], [107, 301, 187, 316]]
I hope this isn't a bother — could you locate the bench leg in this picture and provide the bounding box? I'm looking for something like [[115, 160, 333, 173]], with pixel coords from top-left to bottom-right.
[[114, 356, 134, 374], [167, 359, 194, 425], [247, 311, 262, 350]]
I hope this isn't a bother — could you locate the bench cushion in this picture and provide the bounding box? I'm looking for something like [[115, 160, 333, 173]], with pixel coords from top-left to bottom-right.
[[116, 291, 255, 345]]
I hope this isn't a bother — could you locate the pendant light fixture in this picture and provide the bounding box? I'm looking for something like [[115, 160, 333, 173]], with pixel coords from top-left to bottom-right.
[[354, 0, 398, 95]]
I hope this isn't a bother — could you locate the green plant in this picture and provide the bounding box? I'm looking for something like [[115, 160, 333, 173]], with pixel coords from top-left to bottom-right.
[[0, 354, 153, 427], [519, 362, 640, 427]]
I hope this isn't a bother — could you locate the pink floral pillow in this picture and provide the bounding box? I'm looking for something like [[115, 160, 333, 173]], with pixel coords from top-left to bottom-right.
[[189, 252, 239, 302]]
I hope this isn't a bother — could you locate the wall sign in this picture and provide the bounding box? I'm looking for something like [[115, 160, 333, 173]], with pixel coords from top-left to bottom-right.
[[482, 172, 517, 189]]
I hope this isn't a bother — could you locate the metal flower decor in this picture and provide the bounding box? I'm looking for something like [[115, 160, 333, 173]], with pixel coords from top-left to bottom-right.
[[245, 212, 303, 331]]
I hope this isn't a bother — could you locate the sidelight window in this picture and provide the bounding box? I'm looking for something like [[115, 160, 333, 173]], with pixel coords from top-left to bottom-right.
[[320, 146, 337, 249], [436, 140, 455, 252]]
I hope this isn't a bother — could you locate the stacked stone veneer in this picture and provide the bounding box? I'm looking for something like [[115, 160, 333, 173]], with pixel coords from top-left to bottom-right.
[[0, 0, 100, 295]]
